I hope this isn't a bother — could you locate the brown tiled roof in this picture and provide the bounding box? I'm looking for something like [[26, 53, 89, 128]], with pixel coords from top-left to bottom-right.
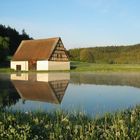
[[12, 37, 60, 61]]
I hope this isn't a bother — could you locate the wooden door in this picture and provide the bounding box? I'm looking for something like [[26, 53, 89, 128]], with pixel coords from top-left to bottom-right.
[[28, 60, 36, 70], [16, 65, 21, 71]]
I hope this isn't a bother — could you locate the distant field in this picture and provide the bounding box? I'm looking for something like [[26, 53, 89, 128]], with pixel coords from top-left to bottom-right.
[[71, 61, 140, 72]]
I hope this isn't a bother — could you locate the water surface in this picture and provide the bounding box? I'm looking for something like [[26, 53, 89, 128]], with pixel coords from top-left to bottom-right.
[[1, 72, 140, 116]]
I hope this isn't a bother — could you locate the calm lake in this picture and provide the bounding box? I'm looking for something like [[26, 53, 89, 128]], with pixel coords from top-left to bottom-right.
[[1, 72, 140, 116]]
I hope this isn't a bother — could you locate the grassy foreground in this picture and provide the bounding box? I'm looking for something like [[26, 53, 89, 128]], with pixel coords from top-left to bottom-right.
[[71, 61, 140, 72], [1, 106, 140, 139]]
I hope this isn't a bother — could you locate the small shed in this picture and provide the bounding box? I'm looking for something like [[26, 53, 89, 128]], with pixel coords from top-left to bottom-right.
[[11, 37, 70, 71]]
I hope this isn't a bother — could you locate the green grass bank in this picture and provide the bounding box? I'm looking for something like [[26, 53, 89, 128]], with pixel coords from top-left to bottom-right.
[[0, 105, 140, 139], [71, 61, 140, 72], [1, 61, 140, 73]]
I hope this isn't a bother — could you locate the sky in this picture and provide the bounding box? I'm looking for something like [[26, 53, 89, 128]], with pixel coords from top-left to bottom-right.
[[0, 0, 140, 49]]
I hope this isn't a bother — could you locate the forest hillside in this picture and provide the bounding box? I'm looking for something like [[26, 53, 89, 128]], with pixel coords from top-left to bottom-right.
[[69, 44, 140, 64]]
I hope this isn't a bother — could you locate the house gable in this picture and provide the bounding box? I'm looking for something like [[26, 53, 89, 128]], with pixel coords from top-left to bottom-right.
[[49, 38, 69, 61]]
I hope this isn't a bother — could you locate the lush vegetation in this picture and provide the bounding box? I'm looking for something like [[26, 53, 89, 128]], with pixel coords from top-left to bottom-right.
[[69, 44, 140, 64], [0, 36, 9, 62], [0, 24, 32, 67], [0, 24, 32, 55], [0, 105, 140, 139], [71, 61, 140, 72]]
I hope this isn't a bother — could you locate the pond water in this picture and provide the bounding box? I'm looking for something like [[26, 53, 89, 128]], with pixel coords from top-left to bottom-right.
[[1, 72, 140, 116]]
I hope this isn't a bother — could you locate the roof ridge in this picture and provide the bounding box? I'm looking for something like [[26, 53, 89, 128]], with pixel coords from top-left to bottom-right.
[[22, 37, 60, 42]]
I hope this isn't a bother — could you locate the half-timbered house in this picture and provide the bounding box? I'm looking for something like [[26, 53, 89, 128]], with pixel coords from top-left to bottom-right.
[[11, 37, 70, 71]]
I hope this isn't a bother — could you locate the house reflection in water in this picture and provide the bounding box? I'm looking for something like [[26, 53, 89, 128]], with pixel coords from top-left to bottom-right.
[[10, 73, 70, 104]]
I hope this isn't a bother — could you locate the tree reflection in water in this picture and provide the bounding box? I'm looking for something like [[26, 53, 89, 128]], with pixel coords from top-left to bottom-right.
[[0, 74, 20, 108], [70, 72, 140, 88]]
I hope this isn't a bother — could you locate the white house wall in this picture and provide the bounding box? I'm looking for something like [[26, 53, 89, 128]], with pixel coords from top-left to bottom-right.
[[48, 61, 70, 70], [11, 61, 28, 71], [11, 60, 70, 71], [37, 60, 48, 70]]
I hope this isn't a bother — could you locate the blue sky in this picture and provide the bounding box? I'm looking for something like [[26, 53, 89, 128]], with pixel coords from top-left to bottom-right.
[[0, 0, 140, 48]]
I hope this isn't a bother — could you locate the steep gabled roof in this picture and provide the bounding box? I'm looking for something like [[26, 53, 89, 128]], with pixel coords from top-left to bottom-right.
[[12, 37, 60, 61]]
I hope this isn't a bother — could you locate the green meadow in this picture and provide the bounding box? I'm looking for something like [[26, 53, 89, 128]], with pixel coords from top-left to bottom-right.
[[71, 61, 140, 72]]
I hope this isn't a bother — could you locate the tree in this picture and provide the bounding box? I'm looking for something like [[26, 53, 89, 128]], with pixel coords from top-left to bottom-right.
[[0, 36, 9, 61], [0, 36, 9, 48], [0, 24, 32, 55], [80, 49, 94, 63], [21, 29, 30, 39]]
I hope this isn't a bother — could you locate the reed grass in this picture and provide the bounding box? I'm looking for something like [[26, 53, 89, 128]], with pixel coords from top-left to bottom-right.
[[0, 105, 140, 139]]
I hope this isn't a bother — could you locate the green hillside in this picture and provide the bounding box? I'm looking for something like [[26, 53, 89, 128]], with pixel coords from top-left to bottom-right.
[[69, 44, 140, 64]]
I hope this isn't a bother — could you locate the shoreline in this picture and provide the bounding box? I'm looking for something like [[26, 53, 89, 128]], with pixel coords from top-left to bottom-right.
[[2, 63, 140, 73]]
